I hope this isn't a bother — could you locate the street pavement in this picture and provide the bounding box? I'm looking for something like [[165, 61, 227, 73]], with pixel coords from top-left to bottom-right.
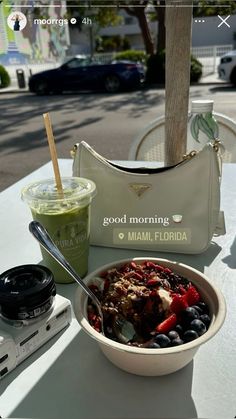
[[0, 83, 235, 192]]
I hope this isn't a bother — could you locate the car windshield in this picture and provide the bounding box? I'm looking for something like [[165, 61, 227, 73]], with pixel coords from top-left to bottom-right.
[[65, 57, 92, 69]]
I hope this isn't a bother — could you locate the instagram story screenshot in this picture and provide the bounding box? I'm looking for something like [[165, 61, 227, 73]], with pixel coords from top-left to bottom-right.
[[0, 1, 235, 419]]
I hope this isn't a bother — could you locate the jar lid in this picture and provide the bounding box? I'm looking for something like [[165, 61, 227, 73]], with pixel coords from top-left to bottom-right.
[[21, 177, 96, 206], [0, 265, 56, 320], [191, 100, 214, 113]]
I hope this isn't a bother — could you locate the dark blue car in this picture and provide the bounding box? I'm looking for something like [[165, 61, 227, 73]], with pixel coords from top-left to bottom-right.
[[29, 55, 145, 94]]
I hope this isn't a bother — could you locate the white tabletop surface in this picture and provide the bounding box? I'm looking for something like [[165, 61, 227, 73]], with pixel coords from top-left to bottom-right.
[[0, 159, 236, 419]]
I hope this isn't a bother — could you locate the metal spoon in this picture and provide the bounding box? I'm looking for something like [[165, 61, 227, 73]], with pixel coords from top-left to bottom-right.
[[29, 221, 135, 344]]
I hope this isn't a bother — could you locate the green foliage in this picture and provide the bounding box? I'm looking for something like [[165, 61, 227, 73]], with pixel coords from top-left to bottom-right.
[[147, 11, 158, 22], [114, 49, 147, 63], [146, 51, 203, 84], [193, 0, 236, 17], [100, 37, 131, 52], [0, 65, 11, 88], [94, 7, 122, 27], [122, 37, 131, 51], [190, 55, 203, 83], [102, 37, 117, 52]]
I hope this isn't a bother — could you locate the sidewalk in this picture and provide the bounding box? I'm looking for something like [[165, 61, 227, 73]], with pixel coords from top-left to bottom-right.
[[200, 72, 226, 84], [0, 75, 28, 93], [0, 86, 28, 93]]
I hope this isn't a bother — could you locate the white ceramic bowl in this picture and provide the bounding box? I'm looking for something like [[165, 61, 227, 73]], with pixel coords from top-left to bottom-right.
[[74, 258, 226, 376]]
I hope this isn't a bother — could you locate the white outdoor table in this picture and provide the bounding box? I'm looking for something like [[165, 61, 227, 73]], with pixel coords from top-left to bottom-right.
[[0, 159, 235, 419]]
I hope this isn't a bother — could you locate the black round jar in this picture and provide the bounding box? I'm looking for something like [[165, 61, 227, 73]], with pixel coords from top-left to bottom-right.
[[0, 264, 56, 321]]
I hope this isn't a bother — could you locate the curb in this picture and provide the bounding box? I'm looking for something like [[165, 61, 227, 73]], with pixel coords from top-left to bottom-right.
[[0, 89, 29, 94]]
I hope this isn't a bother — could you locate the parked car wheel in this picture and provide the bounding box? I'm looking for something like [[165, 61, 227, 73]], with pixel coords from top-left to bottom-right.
[[51, 88, 63, 95], [104, 75, 121, 93], [35, 80, 49, 95]]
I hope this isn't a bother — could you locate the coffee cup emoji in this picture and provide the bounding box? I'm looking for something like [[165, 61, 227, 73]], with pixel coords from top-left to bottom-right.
[[172, 214, 183, 223]]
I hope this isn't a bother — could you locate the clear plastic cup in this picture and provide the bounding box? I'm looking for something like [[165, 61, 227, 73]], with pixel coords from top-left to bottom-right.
[[21, 177, 96, 284]]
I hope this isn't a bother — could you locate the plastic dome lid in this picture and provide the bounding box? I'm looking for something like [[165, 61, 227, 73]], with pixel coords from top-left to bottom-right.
[[21, 177, 96, 205], [191, 100, 214, 113]]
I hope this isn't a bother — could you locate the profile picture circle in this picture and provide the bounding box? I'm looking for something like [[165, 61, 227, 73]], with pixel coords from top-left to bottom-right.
[[7, 12, 27, 31]]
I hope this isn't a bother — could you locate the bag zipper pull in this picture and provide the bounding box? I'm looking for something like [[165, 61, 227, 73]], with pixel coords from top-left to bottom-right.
[[211, 139, 225, 178]]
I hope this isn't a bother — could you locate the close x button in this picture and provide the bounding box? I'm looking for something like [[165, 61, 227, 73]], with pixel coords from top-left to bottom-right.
[[217, 15, 231, 28]]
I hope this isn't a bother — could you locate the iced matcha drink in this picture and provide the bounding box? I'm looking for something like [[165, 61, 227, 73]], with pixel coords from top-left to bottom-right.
[[22, 177, 96, 283]]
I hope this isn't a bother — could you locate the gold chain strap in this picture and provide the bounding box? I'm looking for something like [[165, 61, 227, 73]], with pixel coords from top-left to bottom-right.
[[70, 143, 78, 158], [182, 150, 197, 160]]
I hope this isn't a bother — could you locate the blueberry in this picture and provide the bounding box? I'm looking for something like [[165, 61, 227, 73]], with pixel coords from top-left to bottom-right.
[[168, 330, 179, 340], [171, 338, 184, 346], [155, 334, 171, 348], [190, 319, 207, 336], [198, 302, 209, 314], [183, 330, 199, 342], [182, 307, 199, 323], [192, 305, 203, 315], [200, 314, 211, 328], [175, 324, 184, 336], [147, 342, 161, 348]]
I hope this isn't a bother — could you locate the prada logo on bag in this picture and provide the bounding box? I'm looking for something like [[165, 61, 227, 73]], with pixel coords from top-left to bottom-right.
[[129, 183, 152, 197]]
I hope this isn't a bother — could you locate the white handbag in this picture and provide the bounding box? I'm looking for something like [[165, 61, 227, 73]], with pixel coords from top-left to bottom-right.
[[72, 140, 225, 254]]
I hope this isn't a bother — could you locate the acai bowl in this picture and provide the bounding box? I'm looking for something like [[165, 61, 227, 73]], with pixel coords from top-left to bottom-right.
[[74, 258, 226, 376]]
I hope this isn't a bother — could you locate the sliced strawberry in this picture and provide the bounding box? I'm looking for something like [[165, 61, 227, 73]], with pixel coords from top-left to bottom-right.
[[156, 313, 177, 334], [146, 278, 160, 287], [103, 279, 110, 293], [89, 284, 99, 293], [143, 261, 164, 272], [94, 317, 101, 332], [154, 264, 165, 272], [164, 267, 172, 274], [100, 270, 108, 278], [88, 313, 96, 322], [145, 261, 157, 269], [170, 294, 188, 314], [186, 285, 200, 306], [130, 261, 137, 269], [133, 272, 143, 281], [179, 285, 187, 295]]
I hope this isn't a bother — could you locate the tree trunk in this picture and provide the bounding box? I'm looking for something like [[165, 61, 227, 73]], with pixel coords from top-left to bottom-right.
[[154, 0, 166, 52], [122, 6, 154, 55], [165, 0, 193, 166], [136, 8, 155, 55]]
